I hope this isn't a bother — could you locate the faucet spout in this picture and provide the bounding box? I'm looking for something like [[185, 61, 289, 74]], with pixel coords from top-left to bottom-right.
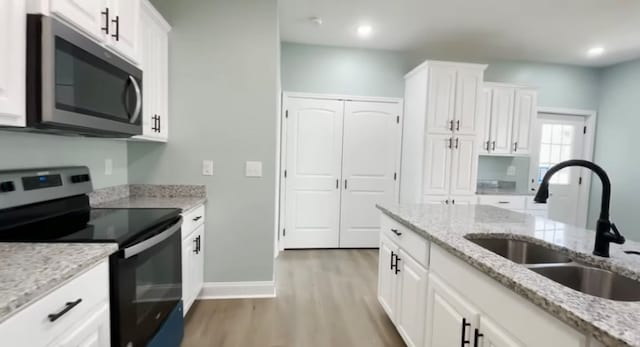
[[534, 159, 624, 257]]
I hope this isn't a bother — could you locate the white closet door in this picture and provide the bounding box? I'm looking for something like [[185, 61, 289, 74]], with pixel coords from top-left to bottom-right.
[[340, 101, 401, 247], [284, 98, 344, 248]]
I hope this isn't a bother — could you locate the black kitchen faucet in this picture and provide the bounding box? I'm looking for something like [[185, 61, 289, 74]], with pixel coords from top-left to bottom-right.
[[534, 159, 625, 257]]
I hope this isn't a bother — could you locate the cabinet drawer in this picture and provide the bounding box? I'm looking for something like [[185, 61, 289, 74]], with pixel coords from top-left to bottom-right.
[[0, 260, 109, 346], [380, 214, 429, 267], [181, 204, 205, 239], [477, 195, 526, 210]]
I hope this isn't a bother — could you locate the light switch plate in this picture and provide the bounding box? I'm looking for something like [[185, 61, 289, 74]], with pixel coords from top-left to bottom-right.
[[105, 159, 113, 176], [245, 161, 263, 177], [202, 160, 214, 176], [507, 165, 516, 176]]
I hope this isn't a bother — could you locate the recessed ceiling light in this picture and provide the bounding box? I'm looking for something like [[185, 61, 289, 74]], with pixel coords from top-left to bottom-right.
[[309, 16, 323, 26], [587, 46, 605, 57], [357, 25, 373, 38]]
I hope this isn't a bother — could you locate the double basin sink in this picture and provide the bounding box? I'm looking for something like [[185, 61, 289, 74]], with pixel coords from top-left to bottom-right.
[[466, 237, 640, 301]]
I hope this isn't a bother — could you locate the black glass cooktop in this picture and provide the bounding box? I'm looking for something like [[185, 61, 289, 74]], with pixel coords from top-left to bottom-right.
[[0, 207, 181, 247]]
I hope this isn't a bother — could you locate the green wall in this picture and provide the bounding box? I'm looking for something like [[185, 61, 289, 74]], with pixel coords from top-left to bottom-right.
[[588, 59, 640, 240], [129, 0, 279, 282], [0, 131, 127, 188]]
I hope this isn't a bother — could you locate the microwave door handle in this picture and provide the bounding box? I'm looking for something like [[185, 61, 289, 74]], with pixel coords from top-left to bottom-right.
[[122, 217, 182, 259], [128, 75, 142, 124]]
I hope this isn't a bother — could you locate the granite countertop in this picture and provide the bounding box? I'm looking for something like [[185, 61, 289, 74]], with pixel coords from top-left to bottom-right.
[[94, 196, 206, 212], [0, 243, 117, 324], [377, 204, 640, 347]]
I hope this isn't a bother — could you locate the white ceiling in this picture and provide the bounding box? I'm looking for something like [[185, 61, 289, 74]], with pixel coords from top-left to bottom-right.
[[279, 0, 640, 67]]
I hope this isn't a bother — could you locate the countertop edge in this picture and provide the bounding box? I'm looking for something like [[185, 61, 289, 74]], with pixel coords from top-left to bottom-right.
[[376, 205, 631, 347]]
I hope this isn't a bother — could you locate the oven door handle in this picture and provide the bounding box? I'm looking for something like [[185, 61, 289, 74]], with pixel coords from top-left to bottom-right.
[[122, 217, 182, 259], [128, 75, 142, 125]]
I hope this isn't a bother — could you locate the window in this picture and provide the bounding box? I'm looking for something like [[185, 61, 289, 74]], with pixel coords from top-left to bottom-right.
[[537, 123, 574, 184]]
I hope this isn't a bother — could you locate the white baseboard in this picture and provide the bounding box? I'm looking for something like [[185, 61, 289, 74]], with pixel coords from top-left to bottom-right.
[[198, 281, 276, 299]]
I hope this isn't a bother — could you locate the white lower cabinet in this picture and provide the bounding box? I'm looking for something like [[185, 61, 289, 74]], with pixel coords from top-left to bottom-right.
[[0, 0, 26, 127], [378, 212, 597, 347], [0, 261, 110, 347], [181, 205, 206, 315]]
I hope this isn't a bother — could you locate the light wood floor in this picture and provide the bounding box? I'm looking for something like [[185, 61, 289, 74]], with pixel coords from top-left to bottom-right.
[[182, 249, 405, 347]]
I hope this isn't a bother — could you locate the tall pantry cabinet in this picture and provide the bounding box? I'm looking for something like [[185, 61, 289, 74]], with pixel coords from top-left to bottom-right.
[[399, 61, 487, 205]]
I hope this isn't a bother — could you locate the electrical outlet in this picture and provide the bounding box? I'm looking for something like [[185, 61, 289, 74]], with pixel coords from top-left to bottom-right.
[[105, 159, 113, 176], [202, 160, 214, 176], [245, 161, 263, 177], [507, 165, 516, 176]]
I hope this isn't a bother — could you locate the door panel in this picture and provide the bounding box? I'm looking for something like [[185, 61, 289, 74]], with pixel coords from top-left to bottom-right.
[[489, 87, 515, 154], [454, 68, 483, 136], [450, 136, 478, 196], [422, 134, 452, 196], [396, 250, 428, 347], [425, 274, 480, 347], [378, 235, 398, 319], [340, 101, 401, 247], [284, 98, 343, 248], [109, 0, 140, 63], [479, 88, 493, 153], [50, 0, 106, 40], [512, 89, 537, 155], [426, 66, 457, 134], [479, 316, 525, 347]]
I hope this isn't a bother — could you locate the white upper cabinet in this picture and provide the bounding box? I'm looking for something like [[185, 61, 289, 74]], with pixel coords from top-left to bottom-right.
[[49, 0, 107, 41], [481, 84, 537, 156], [454, 68, 484, 136], [134, 0, 170, 142], [488, 86, 515, 154], [106, 0, 140, 62], [0, 0, 26, 127], [512, 88, 537, 155], [426, 65, 457, 135], [46, 0, 140, 63]]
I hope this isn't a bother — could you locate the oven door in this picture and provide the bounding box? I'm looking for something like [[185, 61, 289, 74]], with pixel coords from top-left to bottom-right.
[[111, 217, 182, 347], [27, 15, 142, 137]]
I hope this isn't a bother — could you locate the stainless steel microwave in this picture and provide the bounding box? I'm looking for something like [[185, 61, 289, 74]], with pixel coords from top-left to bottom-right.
[[26, 15, 142, 137]]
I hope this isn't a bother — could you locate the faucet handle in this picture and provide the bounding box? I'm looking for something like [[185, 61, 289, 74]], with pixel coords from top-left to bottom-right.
[[610, 223, 626, 244]]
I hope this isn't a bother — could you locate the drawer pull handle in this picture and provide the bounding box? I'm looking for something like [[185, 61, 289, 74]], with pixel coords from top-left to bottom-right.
[[390, 228, 402, 236], [497, 201, 510, 204], [461, 318, 471, 346], [192, 216, 202, 221], [394, 257, 401, 274], [48, 298, 82, 322]]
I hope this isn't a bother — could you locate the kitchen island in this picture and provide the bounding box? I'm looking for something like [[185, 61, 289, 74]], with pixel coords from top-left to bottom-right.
[[377, 203, 640, 347]]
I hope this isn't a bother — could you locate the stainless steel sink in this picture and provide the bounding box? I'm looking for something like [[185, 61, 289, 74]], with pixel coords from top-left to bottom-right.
[[529, 264, 640, 301], [466, 237, 572, 264]]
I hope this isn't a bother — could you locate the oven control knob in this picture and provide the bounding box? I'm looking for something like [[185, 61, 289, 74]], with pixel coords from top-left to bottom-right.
[[0, 181, 15, 193], [71, 174, 91, 183]]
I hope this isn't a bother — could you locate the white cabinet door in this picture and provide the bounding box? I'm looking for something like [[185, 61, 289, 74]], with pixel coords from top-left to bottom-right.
[[378, 235, 399, 320], [489, 87, 514, 155], [49, 303, 110, 347], [182, 232, 196, 314], [49, 0, 107, 41], [135, 0, 169, 141], [192, 224, 205, 302], [396, 250, 428, 347], [339, 101, 401, 247], [512, 89, 537, 155], [478, 316, 525, 347], [422, 134, 452, 196], [454, 68, 483, 136], [425, 274, 480, 347], [284, 98, 344, 248], [479, 88, 493, 153], [426, 66, 457, 135], [0, 0, 26, 127], [107, 0, 140, 63], [449, 136, 478, 196]]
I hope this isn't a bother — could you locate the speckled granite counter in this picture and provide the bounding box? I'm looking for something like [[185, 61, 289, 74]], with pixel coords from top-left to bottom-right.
[[0, 243, 117, 324], [377, 204, 640, 347], [90, 184, 206, 212]]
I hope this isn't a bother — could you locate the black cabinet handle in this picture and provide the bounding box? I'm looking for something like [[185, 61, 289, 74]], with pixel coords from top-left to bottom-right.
[[394, 256, 401, 274], [336, 179, 339, 189], [390, 251, 395, 270], [456, 120, 460, 131], [192, 216, 202, 222], [158, 115, 161, 133], [448, 137, 453, 149], [449, 120, 455, 131], [101, 8, 109, 34], [197, 235, 201, 253], [344, 180, 348, 189], [473, 328, 484, 347], [390, 228, 402, 236], [455, 137, 459, 149], [445, 199, 449, 205], [460, 318, 471, 346], [492, 141, 496, 151], [485, 141, 490, 152], [514, 141, 518, 152], [193, 237, 198, 254], [48, 299, 82, 322], [111, 15, 120, 41]]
